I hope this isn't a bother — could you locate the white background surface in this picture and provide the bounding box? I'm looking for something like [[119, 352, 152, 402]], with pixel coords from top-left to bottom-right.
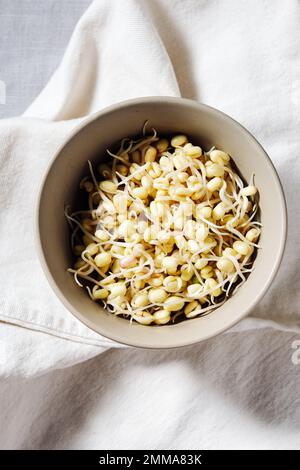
[[0, 0, 91, 118], [0, 0, 300, 450]]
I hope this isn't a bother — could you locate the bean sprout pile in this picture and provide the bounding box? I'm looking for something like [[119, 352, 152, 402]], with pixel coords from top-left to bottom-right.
[[66, 126, 261, 326]]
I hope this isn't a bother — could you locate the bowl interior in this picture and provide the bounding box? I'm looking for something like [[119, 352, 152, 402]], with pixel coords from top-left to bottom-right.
[[37, 98, 286, 348]]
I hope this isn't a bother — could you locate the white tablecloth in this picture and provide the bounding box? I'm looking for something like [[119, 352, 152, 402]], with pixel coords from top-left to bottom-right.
[[0, 0, 299, 450]]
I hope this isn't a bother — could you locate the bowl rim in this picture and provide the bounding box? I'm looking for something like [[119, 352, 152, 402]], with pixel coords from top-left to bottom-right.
[[35, 96, 288, 349]]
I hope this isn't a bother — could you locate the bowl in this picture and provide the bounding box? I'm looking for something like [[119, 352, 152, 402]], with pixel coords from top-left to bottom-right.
[[36, 97, 287, 348]]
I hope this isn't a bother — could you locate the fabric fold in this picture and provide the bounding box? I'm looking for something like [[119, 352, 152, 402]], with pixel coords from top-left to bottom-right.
[[24, 0, 180, 121]]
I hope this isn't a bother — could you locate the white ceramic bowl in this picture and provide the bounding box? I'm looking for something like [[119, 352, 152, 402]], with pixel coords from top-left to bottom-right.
[[36, 97, 287, 348]]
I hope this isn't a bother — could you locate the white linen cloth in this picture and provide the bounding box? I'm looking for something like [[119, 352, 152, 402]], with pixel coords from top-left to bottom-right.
[[0, 0, 300, 449]]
